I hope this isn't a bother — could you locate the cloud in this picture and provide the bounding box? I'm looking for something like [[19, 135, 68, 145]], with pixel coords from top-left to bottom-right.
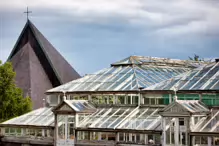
[[1, 0, 219, 37], [0, 0, 219, 74]]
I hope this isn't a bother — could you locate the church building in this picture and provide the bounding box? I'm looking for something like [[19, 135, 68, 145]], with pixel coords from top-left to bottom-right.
[[7, 20, 80, 109]]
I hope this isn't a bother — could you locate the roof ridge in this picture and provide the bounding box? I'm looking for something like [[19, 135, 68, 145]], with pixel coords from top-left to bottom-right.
[[28, 21, 80, 83], [132, 65, 140, 89], [7, 21, 29, 61], [111, 55, 208, 67], [28, 21, 63, 84]]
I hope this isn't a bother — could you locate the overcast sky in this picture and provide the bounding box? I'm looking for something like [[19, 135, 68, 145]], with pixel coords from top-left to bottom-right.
[[0, 0, 219, 75]]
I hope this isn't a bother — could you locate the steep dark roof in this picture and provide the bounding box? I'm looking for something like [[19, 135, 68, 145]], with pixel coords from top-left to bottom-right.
[[8, 20, 80, 109]]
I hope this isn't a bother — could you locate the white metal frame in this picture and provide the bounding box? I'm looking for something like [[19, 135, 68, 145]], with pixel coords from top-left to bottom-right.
[[190, 62, 219, 89], [119, 108, 149, 129], [78, 108, 105, 127], [89, 108, 113, 127], [200, 110, 219, 132], [113, 106, 139, 129], [98, 108, 121, 128], [136, 109, 159, 129], [107, 108, 130, 128]]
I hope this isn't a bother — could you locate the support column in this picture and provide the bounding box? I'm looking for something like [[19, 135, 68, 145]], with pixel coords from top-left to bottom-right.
[[192, 136, 195, 146], [141, 94, 144, 105], [130, 95, 133, 104], [162, 117, 166, 146], [115, 95, 118, 104], [107, 96, 109, 104], [47, 129, 50, 137], [191, 117, 195, 128], [88, 94, 91, 101], [75, 114, 79, 127], [113, 94, 116, 104], [170, 126, 172, 145], [174, 118, 179, 146], [42, 129, 45, 137], [67, 95, 70, 100], [129, 133, 132, 141], [21, 128, 24, 136], [116, 132, 119, 143], [125, 94, 127, 104], [213, 137, 215, 146], [138, 93, 141, 106], [34, 129, 37, 137], [98, 132, 101, 140], [106, 133, 108, 140], [82, 131, 85, 140], [169, 94, 172, 103], [185, 117, 189, 146], [140, 134, 144, 143], [89, 132, 92, 140], [75, 130, 78, 144], [58, 95, 60, 103], [144, 134, 148, 144], [199, 94, 202, 102], [134, 134, 137, 142], [1, 128, 5, 135], [208, 137, 212, 146], [54, 114, 58, 146], [65, 116, 68, 140]]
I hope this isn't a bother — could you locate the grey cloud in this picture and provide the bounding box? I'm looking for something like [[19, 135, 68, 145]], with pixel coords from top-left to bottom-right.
[[1, 0, 219, 36], [0, 0, 219, 74]]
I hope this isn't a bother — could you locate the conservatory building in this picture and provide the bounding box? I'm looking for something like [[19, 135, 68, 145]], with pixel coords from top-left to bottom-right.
[[0, 56, 218, 146]]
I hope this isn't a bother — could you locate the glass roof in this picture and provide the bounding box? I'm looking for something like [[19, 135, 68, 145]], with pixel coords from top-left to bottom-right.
[[111, 56, 204, 67], [78, 106, 162, 131], [47, 56, 194, 93], [146, 62, 219, 90], [1, 107, 54, 127], [1, 105, 162, 132], [176, 100, 209, 113], [64, 100, 96, 113], [192, 109, 219, 133]]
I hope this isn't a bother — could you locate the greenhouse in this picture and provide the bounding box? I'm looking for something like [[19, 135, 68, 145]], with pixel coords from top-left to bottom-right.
[[0, 56, 218, 146]]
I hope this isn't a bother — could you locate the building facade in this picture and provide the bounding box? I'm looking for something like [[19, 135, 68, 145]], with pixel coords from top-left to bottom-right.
[[0, 56, 218, 146]]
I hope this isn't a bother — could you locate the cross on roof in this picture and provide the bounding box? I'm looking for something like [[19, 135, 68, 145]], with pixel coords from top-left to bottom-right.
[[24, 7, 32, 20]]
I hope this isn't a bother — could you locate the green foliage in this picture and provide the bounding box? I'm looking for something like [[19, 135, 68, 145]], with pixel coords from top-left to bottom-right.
[[188, 54, 204, 61], [0, 61, 32, 122]]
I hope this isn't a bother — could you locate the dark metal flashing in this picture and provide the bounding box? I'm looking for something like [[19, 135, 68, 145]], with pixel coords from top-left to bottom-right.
[[46, 90, 140, 95], [46, 89, 219, 95], [190, 132, 219, 136], [0, 124, 54, 129], [1, 136, 54, 145], [76, 127, 162, 134], [142, 90, 219, 94]]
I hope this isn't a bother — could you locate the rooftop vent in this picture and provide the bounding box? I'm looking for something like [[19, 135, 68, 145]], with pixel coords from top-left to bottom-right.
[[216, 58, 219, 63]]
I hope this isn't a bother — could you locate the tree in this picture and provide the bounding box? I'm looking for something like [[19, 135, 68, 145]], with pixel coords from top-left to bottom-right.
[[0, 61, 32, 122], [189, 54, 204, 61]]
